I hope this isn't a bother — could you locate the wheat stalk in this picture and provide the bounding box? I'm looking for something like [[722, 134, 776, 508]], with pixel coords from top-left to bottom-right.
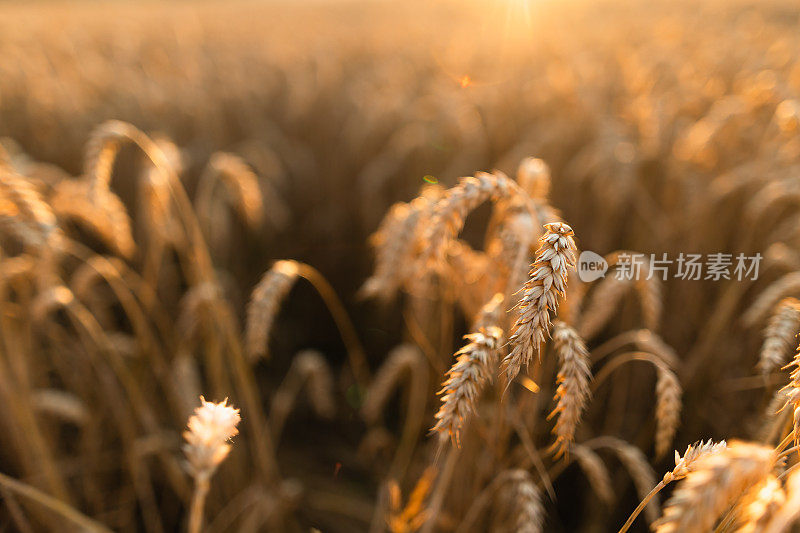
[[613, 442, 660, 524], [502, 222, 577, 385], [591, 329, 681, 368], [590, 351, 681, 457], [0, 471, 112, 533]]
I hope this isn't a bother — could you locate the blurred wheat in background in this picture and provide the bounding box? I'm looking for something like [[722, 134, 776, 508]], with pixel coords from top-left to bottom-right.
[[2, 0, 800, 531]]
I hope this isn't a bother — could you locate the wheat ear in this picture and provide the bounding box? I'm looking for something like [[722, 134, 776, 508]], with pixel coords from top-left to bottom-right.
[[517, 157, 551, 200], [760, 469, 800, 533], [779, 344, 800, 446], [654, 441, 776, 533], [183, 397, 241, 533], [548, 321, 592, 458], [500, 470, 544, 533], [655, 363, 682, 459], [736, 475, 785, 533], [203, 152, 267, 228], [0, 168, 62, 248], [247, 260, 369, 384], [502, 222, 577, 385], [360, 186, 441, 301], [245, 260, 300, 361], [619, 440, 727, 533], [758, 298, 800, 376], [590, 352, 681, 458], [431, 326, 503, 447], [421, 171, 515, 269], [51, 179, 136, 259]]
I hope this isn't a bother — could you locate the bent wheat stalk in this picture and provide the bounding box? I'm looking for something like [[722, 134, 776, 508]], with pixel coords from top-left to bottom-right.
[[591, 351, 682, 456], [246, 260, 369, 387], [83, 120, 215, 284], [362, 344, 428, 479], [0, 471, 112, 533], [585, 437, 660, 524]]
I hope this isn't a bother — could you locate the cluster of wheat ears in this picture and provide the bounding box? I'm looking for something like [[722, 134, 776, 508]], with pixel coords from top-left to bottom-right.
[[2, 0, 800, 532]]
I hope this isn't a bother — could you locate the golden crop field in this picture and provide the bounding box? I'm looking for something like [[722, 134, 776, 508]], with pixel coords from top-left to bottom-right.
[[1, 0, 800, 531]]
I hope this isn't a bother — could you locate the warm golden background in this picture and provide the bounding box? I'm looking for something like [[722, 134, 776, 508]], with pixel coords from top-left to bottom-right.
[[1, 0, 800, 531]]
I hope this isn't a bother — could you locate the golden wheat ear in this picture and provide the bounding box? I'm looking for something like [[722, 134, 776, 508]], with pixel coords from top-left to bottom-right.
[[502, 221, 577, 385], [758, 297, 800, 376], [245, 260, 300, 361], [619, 440, 728, 533], [654, 441, 776, 533], [498, 470, 545, 533], [183, 397, 241, 533], [547, 321, 592, 459], [431, 326, 503, 448]]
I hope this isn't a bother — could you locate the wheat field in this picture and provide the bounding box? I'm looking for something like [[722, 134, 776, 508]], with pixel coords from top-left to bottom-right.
[[2, 0, 800, 531]]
